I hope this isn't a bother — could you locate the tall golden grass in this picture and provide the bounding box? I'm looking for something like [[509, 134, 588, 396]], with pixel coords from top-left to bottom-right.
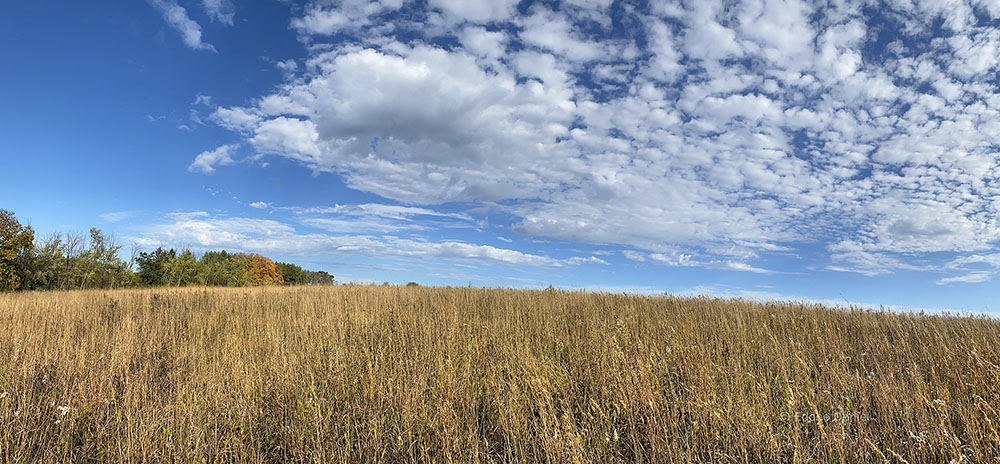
[[0, 286, 998, 462]]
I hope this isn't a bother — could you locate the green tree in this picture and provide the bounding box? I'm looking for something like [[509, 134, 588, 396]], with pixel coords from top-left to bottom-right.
[[0, 210, 35, 291], [276, 262, 306, 285], [165, 249, 199, 286], [197, 250, 239, 286], [25, 233, 63, 290], [26, 231, 84, 290], [275, 262, 333, 286], [309, 271, 336, 285], [135, 248, 175, 286], [76, 228, 133, 289], [4, 209, 333, 290], [308, 270, 335, 285]]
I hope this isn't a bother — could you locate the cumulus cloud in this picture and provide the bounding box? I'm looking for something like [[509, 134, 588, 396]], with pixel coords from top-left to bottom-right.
[[459, 26, 507, 61], [189, 144, 238, 174], [148, 0, 216, 52], [518, 6, 610, 61], [198, 0, 1000, 280], [210, 106, 262, 133], [429, 0, 519, 23], [291, 0, 406, 36]]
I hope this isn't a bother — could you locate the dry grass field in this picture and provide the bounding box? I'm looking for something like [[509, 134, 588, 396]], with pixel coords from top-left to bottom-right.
[[0, 286, 998, 462]]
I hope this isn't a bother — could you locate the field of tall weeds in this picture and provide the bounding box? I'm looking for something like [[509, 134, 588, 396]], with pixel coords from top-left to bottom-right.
[[0, 286, 998, 462]]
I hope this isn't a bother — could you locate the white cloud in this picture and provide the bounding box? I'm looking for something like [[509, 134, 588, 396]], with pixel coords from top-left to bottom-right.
[[200, 0, 1000, 283], [300, 203, 472, 221], [622, 249, 777, 273], [736, 0, 815, 70], [230, 202, 476, 235], [643, 19, 682, 82], [291, 8, 351, 35], [210, 107, 262, 133], [428, 0, 519, 23], [301, 216, 422, 234], [99, 212, 130, 223], [291, 0, 406, 36], [136, 216, 295, 248], [936, 272, 993, 285], [275, 59, 298, 79], [946, 253, 1000, 269], [148, 0, 216, 52], [201, 0, 235, 25], [936, 253, 1000, 285], [710, 261, 778, 274], [189, 144, 238, 174], [622, 250, 647, 262], [459, 26, 507, 61], [243, 46, 576, 203], [168, 211, 210, 220], [133, 212, 603, 267], [251, 117, 323, 166], [194, 94, 213, 106], [681, 2, 743, 61], [518, 7, 607, 62]]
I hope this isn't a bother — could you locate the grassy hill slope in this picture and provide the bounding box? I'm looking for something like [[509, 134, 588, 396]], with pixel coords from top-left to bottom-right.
[[1, 286, 998, 462]]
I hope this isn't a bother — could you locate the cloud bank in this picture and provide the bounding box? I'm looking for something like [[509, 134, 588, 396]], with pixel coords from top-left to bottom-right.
[[197, 0, 1000, 284]]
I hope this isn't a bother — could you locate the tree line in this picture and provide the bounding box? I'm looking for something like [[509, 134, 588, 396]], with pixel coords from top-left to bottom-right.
[[0, 209, 333, 291]]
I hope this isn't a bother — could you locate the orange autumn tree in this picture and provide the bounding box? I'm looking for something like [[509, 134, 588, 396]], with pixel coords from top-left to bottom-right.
[[237, 253, 283, 286]]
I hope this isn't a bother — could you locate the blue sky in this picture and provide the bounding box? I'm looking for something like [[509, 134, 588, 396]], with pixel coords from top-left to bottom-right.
[[3, 0, 1000, 313]]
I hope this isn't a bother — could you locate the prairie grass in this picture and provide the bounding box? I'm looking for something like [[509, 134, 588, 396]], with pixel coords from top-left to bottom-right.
[[0, 286, 998, 462]]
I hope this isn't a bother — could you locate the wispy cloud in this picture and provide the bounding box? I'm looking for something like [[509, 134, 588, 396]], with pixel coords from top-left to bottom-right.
[[131, 212, 606, 268], [709, 261, 779, 275], [148, 0, 216, 52], [298, 204, 473, 222], [936, 272, 993, 285], [244, 202, 477, 234], [623, 250, 779, 274], [200, 0, 235, 26], [99, 212, 130, 223]]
